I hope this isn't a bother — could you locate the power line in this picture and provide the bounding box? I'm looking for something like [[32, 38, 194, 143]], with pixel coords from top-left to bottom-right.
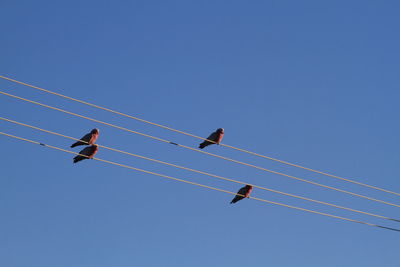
[[2, 116, 398, 223], [1, 74, 399, 197], [1, 130, 399, 233], [2, 90, 400, 209]]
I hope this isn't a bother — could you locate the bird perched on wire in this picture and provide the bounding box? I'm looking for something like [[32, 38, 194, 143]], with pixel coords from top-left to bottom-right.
[[73, 145, 99, 163], [230, 185, 253, 204], [199, 128, 224, 149], [70, 129, 99, 148]]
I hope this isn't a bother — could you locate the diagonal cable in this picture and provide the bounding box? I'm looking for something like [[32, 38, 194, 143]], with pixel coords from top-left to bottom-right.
[[1, 74, 399, 196], [1, 130, 399, 233], [2, 116, 399, 223], [1, 90, 400, 208]]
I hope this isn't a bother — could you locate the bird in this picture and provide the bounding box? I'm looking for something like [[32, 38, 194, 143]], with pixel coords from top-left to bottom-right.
[[70, 129, 99, 148], [230, 185, 253, 204], [73, 145, 99, 163], [199, 128, 224, 149]]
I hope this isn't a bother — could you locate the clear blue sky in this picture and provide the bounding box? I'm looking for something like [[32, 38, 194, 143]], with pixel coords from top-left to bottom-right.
[[1, 1, 400, 266]]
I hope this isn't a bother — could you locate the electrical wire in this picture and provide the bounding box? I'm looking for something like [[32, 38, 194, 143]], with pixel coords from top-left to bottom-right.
[[2, 90, 400, 209], [1, 130, 399, 233], [1, 74, 399, 197], [2, 116, 399, 223]]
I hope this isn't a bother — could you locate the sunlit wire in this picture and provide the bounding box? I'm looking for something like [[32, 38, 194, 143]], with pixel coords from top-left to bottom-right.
[[1, 130, 399, 233], [1, 74, 399, 196], [2, 90, 400, 208], [2, 116, 398, 222]]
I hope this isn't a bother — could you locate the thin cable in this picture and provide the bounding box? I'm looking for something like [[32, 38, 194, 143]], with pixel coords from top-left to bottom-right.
[[2, 75, 398, 197], [2, 116, 399, 223], [1, 130, 399, 233], [2, 90, 400, 209]]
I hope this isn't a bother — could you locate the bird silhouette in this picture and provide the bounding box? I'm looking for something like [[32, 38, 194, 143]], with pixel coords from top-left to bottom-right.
[[230, 185, 253, 204], [70, 129, 99, 148], [73, 145, 99, 163], [199, 128, 224, 149]]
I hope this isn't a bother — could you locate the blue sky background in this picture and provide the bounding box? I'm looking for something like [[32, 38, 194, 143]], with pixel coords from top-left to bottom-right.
[[1, 1, 400, 266]]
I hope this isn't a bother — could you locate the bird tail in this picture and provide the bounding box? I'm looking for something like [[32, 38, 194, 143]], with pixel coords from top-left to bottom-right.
[[199, 143, 205, 149], [70, 142, 78, 148], [73, 156, 81, 163]]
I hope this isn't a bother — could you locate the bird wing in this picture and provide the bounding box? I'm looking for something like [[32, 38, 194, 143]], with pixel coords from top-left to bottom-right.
[[207, 132, 218, 142], [80, 133, 92, 144], [237, 187, 247, 197], [78, 146, 92, 157]]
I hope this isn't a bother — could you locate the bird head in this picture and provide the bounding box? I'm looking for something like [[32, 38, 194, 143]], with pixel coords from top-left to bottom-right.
[[217, 128, 224, 133], [89, 144, 98, 149], [91, 128, 99, 134]]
